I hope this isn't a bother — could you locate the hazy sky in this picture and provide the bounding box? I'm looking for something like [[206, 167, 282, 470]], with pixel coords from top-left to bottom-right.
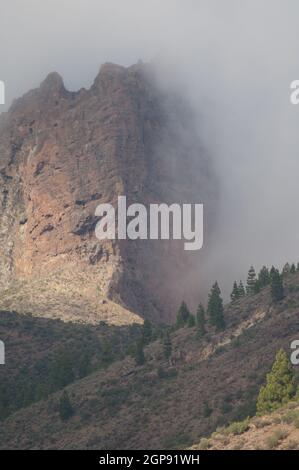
[[1, 0, 299, 294]]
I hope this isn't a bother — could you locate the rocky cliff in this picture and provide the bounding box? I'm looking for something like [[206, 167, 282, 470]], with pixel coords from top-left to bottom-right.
[[0, 63, 215, 324]]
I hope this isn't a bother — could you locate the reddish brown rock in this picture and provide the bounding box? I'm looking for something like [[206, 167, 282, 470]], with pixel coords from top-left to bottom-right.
[[0, 63, 216, 324]]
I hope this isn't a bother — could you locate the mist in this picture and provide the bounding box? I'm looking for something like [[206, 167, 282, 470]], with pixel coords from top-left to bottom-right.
[[1, 0, 299, 297]]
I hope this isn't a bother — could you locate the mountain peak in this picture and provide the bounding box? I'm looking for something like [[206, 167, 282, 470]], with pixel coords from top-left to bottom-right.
[[92, 62, 126, 90], [39, 72, 65, 94]]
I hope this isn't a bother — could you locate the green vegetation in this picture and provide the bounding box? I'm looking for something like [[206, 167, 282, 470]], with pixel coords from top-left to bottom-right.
[[246, 266, 258, 295], [230, 281, 239, 302], [282, 262, 291, 275], [258, 266, 270, 288], [196, 304, 206, 338], [134, 340, 145, 366], [207, 282, 225, 330], [281, 408, 299, 426], [142, 319, 152, 345], [163, 331, 172, 359], [187, 314, 196, 327], [197, 438, 211, 450], [176, 301, 191, 328], [290, 263, 296, 274], [238, 281, 246, 297], [202, 401, 212, 418], [225, 417, 250, 435], [256, 349, 296, 415], [59, 391, 74, 421], [265, 428, 289, 449], [2, 259, 299, 448], [231, 280, 246, 302], [270, 268, 284, 302], [0, 311, 142, 421]]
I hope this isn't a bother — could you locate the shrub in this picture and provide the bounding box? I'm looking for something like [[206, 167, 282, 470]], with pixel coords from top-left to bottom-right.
[[163, 331, 172, 359], [226, 417, 250, 436], [270, 269, 284, 302], [134, 340, 145, 366], [203, 402, 213, 418], [232, 438, 245, 450], [284, 439, 298, 450], [176, 301, 191, 328], [281, 409, 299, 424], [196, 304, 206, 337], [220, 401, 233, 414], [252, 417, 271, 429], [265, 429, 289, 449], [198, 438, 211, 450], [59, 391, 74, 421]]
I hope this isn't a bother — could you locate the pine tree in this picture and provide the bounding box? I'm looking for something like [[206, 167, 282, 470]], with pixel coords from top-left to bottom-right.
[[207, 282, 225, 330], [163, 331, 172, 359], [282, 262, 291, 275], [196, 304, 206, 338], [290, 263, 296, 274], [142, 319, 152, 345], [256, 349, 296, 414], [230, 281, 239, 302], [59, 391, 74, 421], [101, 340, 113, 365], [78, 352, 91, 379], [258, 266, 270, 288], [49, 350, 75, 390], [238, 281, 246, 297], [270, 265, 277, 280], [135, 340, 145, 366], [176, 301, 191, 328], [202, 402, 212, 417], [246, 266, 257, 295], [270, 268, 284, 302], [254, 279, 261, 294], [296, 262, 299, 272], [187, 313, 196, 327]]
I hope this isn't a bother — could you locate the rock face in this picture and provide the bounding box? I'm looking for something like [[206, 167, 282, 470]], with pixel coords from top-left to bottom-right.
[[0, 63, 216, 324]]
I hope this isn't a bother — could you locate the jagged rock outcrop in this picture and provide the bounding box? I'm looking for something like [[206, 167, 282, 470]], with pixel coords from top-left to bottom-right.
[[0, 63, 216, 324]]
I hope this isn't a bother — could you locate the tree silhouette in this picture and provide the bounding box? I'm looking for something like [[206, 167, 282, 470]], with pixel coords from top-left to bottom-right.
[[246, 266, 257, 295], [230, 281, 239, 302], [207, 282, 225, 330], [258, 266, 270, 288], [257, 349, 296, 414], [176, 301, 191, 328], [270, 268, 284, 302], [163, 331, 172, 359], [196, 304, 206, 338], [59, 391, 74, 421]]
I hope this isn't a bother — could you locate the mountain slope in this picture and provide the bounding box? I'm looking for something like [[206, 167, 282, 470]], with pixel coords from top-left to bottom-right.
[[191, 400, 299, 450], [0, 62, 216, 324], [0, 310, 142, 420], [1, 271, 299, 449]]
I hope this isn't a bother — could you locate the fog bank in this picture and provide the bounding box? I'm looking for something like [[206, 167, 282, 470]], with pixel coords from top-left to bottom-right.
[[1, 0, 299, 297]]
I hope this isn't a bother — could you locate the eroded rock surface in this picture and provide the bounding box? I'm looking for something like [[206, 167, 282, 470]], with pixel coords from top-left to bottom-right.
[[0, 63, 216, 324]]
